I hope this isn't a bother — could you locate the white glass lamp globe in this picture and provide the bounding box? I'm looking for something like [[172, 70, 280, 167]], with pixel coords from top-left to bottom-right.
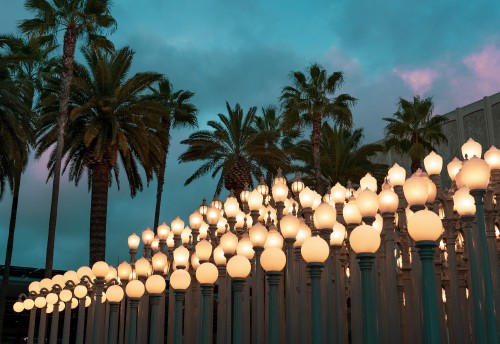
[[388, 163, 406, 186], [360, 173, 378, 192], [71, 298, 78, 309], [167, 232, 175, 248], [423, 176, 437, 204], [453, 187, 476, 216], [248, 190, 264, 211], [181, 227, 192, 245], [74, 285, 88, 299], [220, 231, 238, 254], [128, 233, 140, 250], [170, 269, 191, 290], [227, 255, 251, 278], [59, 289, 72, 303], [237, 234, 255, 260], [151, 236, 160, 253], [312, 193, 322, 210], [408, 209, 443, 242], [63, 270, 79, 284], [224, 195, 240, 218], [372, 214, 383, 233], [107, 285, 125, 303], [447, 158, 463, 181], [350, 225, 381, 254], [173, 245, 190, 268], [39, 278, 54, 292], [46, 293, 58, 305], [35, 296, 47, 309], [13, 302, 24, 313], [356, 189, 379, 218], [330, 222, 346, 246], [301, 236, 329, 263], [105, 266, 117, 282], [23, 299, 35, 310], [343, 200, 362, 225], [280, 214, 300, 239], [28, 281, 41, 294], [260, 247, 286, 272], [91, 261, 110, 279], [331, 183, 347, 203], [126, 280, 145, 299], [196, 262, 219, 284], [264, 229, 284, 249], [213, 246, 227, 266], [117, 261, 132, 281], [189, 211, 203, 230], [146, 275, 167, 295], [206, 207, 221, 225], [217, 217, 228, 235], [485, 146, 500, 170], [135, 257, 151, 278], [235, 211, 246, 228], [299, 187, 315, 208], [51, 274, 66, 288], [378, 183, 398, 213], [272, 182, 289, 203], [157, 222, 170, 240], [461, 157, 491, 190], [249, 223, 268, 248], [199, 222, 209, 239], [171, 217, 185, 235], [294, 220, 312, 247], [313, 203, 336, 229], [240, 187, 250, 204], [462, 138, 482, 159], [403, 175, 429, 206], [291, 174, 305, 194], [152, 252, 168, 273], [424, 151, 443, 175], [142, 227, 155, 245], [196, 240, 213, 262], [191, 254, 201, 271], [46, 304, 54, 314]]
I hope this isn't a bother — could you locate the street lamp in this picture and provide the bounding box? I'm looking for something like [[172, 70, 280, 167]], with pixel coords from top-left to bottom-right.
[[461, 138, 482, 159], [170, 269, 191, 344], [360, 173, 378, 192], [356, 189, 379, 225], [196, 239, 213, 264], [227, 255, 251, 344], [424, 151, 443, 176], [403, 174, 429, 211], [171, 217, 185, 247], [106, 285, 124, 344], [145, 275, 166, 344], [388, 163, 406, 187], [196, 262, 218, 344], [407, 209, 443, 344], [272, 182, 289, 220], [125, 280, 145, 344], [91, 261, 109, 344]]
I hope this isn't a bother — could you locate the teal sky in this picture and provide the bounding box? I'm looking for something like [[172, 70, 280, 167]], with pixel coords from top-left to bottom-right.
[[1, 0, 500, 270]]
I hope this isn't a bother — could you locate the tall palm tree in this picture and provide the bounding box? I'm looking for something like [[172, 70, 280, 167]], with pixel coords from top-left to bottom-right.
[[292, 124, 387, 187], [149, 77, 197, 231], [37, 46, 166, 264], [280, 63, 356, 194], [20, 0, 116, 277], [179, 102, 288, 198], [383, 96, 448, 173]]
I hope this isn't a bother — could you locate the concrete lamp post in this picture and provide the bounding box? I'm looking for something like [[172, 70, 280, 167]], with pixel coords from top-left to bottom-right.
[[170, 269, 191, 344], [227, 255, 251, 344], [106, 285, 124, 344], [145, 275, 167, 344], [125, 280, 145, 344], [196, 263, 219, 344]]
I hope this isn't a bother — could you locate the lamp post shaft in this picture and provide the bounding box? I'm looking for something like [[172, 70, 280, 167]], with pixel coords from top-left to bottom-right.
[[38, 307, 47, 344], [252, 248, 263, 344], [108, 303, 120, 344], [62, 301, 72, 344], [285, 240, 296, 344], [49, 303, 60, 344], [27, 307, 36, 344], [332, 246, 343, 344], [200, 285, 213, 344], [267, 272, 280, 344], [92, 278, 105, 344], [232, 278, 245, 344], [357, 253, 377, 344], [148, 295, 161, 344], [76, 298, 86, 344], [128, 299, 139, 344], [308, 263, 324, 344], [174, 291, 186, 344]]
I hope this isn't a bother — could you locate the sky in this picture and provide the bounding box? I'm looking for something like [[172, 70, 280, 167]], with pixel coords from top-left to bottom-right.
[[1, 0, 500, 270]]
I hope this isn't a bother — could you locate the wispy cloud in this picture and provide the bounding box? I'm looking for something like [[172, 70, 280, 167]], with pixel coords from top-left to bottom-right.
[[393, 68, 438, 95]]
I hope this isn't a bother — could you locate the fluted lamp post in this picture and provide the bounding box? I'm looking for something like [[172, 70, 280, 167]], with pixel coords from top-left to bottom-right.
[[248, 223, 267, 343], [301, 236, 330, 344], [106, 285, 124, 344], [170, 269, 191, 344], [407, 209, 443, 344], [227, 255, 252, 344], [125, 280, 145, 344], [73, 283, 88, 344], [145, 275, 166, 344], [350, 224, 381, 344], [196, 263, 218, 344], [261, 247, 287, 344]]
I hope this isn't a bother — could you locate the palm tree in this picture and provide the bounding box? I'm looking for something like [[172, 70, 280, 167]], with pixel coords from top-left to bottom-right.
[[149, 77, 198, 231], [20, 0, 116, 277], [179, 102, 288, 198], [383, 96, 448, 173], [292, 124, 387, 187], [37, 47, 166, 264], [280, 63, 356, 194]]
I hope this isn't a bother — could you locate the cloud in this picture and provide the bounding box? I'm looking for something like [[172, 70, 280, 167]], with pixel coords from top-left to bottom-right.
[[462, 44, 500, 96], [393, 68, 438, 95]]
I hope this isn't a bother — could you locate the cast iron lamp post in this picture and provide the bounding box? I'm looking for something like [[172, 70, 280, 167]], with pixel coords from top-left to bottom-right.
[[350, 224, 381, 344], [330, 222, 346, 344], [196, 262, 218, 344], [125, 280, 145, 344], [227, 255, 252, 344], [145, 275, 166, 344], [248, 222, 267, 343], [170, 269, 191, 344], [106, 285, 124, 344], [407, 209, 443, 344], [260, 247, 287, 344]]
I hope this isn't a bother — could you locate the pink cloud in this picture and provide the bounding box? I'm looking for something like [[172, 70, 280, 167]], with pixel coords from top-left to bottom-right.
[[462, 44, 500, 96], [393, 68, 438, 95]]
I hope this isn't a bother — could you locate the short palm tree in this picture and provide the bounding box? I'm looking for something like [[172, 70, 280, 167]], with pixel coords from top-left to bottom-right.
[[292, 124, 387, 187], [179, 102, 288, 197], [20, 0, 116, 276], [383, 96, 448, 173], [280, 63, 356, 194], [149, 77, 198, 230], [37, 46, 166, 264]]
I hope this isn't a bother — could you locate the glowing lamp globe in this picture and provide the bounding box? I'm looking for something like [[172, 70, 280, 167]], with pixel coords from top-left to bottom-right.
[[39, 278, 53, 292], [196, 262, 219, 284], [106, 285, 124, 303], [220, 231, 238, 254], [424, 151, 443, 175], [217, 217, 228, 234], [272, 182, 289, 203], [46, 304, 54, 314], [462, 138, 482, 159], [13, 302, 24, 313], [240, 187, 250, 203], [291, 174, 305, 194], [59, 289, 72, 303], [257, 177, 269, 197], [294, 220, 312, 247], [312, 193, 322, 210], [408, 209, 443, 242], [117, 261, 132, 281], [142, 227, 155, 245], [248, 190, 264, 211], [199, 199, 209, 216], [249, 223, 268, 247], [485, 146, 500, 170], [447, 158, 463, 181], [461, 157, 491, 190], [235, 211, 246, 228], [63, 271, 79, 284], [330, 222, 346, 246], [227, 255, 251, 278], [105, 267, 117, 282], [331, 183, 347, 203], [181, 227, 192, 245], [170, 270, 191, 290], [191, 253, 201, 271], [299, 187, 315, 208], [51, 274, 66, 288], [74, 285, 87, 299], [356, 189, 379, 218], [199, 222, 209, 239], [71, 298, 78, 309], [312, 203, 336, 229], [173, 245, 190, 268], [350, 225, 381, 254], [196, 239, 213, 262], [265, 229, 284, 249], [237, 234, 255, 260], [135, 257, 151, 278], [35, 296, 47, 309], [343, 200, 362, 225], [261, 247, 286, 272], [224, 195, 240, 218], [23, 299, 35, 310], [125, 280, 145, 299], [360, 173, 378, 192], [46, 293, 58, 305], [455, 170, 466, 188], [213, 246, 227, 266], [388, 163, 406, 186], [157, 222, 170, 240], [146, 275, 166, 295], [372, 214, 383, 233], [152, 252, 168, 273], [280, 214, 300, 239], [453, 187, 476, 216], [28, 281, 41, 294], [424, 176, 437, 203], [378, 183, 398, 213], [206, 207, 221, 225], [128, 233, 140, 250], [171, 217, 185, 235], [403, 175, 429, 206], [301, 236, 329, 263], [189, 211, 203, 230]]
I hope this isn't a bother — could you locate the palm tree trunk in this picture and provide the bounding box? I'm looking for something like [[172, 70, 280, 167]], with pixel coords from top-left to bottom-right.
[[89, 163, 111, 265], [312, 112, 323, 194], [0, 171, 22, 343], [45, 25, 77, 277], [153, 117, 171, 231]]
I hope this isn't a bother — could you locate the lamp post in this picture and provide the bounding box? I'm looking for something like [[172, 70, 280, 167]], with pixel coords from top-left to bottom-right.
[[73, 284, 88, 344], [91, 261, 110, 344], [301, 236, 330, 344], [196, 263, 218, 344], [261, 248, 287, 344], [24, 291, 37, 344], [171, 269, 191, 344], [125, 280, 145, 344], [224, 192, 240, 232], [407, 209, 443, 344], [350, 224, 381, 344], [249, 223, 267, 344], [59, 281, 75, 344], [145, 275, 166, 344], [272, 182, 288, 221], [46, 285, 61, 344], [226, 255, 251, 344], [107, 285, 124, 344], [330, 223, 346, 344]]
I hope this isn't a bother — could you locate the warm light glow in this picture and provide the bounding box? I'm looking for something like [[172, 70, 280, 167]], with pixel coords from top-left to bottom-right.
[[35, 297, 47, 309], [261, 247, 286, 272], [355, 189, 379, 218], [388, 163, 406, 186], [249, 223, 268, 247], [350, 225, 381, 253], [211, 196, 222, 210], [128, 233, 140, 250], [217, 217, 228, 234], [360, 173, 378, 192], [107, 285, 125, 302], [227, 255, 251, 278], [40, 278, 54, 291], [301, 236, 329, 263], [343, 199, 362, 225], [235, 211, 246, 228], [174, 245, 190, 268], [453, 187, 476, 216], [152, 252, 169, 273], [118, 261, 132, 281], [13, 302, 24, 313], [237, 234, 255, 260], [59, 289, 72, 302], [330, 222, 346, 246], [264, 229, 284, 249], [135, 257, 151, 278], [63, 270, 79, 284], [181, 227, 192, 245], [224, 195, 240, 218], [378, 182, 398, 213], [92, 261, 110, 278], [151, 237, 160, 253], [199, 199, 208, 216], [272, 182, 289, 203], [424, 151, 443, 175], [461, 157, 491, 190], [196, 239, 213, 262], [462, 138, 482, 159], [167, 233, 175, 248], [46, 293, 58, 305], [146, 275, 167, 294], [257, 178, 270, 196], [372, 214, 383, 233], [214, 245, 227, 266], [171, 217, 185, 235], [74, 285, 87, 299], [157, 222, 170, 240], [421, 174, 437, 204], [403, 175, 429, 206], [142, 227, 155, 245], [240, 187, 250, 203], [294, 220, 312, 248], [196, 262, 219, 284], [51, 274, 66, 288], [408, 209, 443, 242], [189, 212, 203, 230], [485, 146, 500, 170], [280, 214, 300, 239], [28, 281, 41, 293], [23, 299, 35, 310], [126, 280, 145, 299], [331, 183, 347, 203], [206, 206, 221, 225], [105, 266, 117, 282], [220, 231, 238, 254], [248, 190, 264, 211], [313, 203, 336, 229], [299, 187, 315, 208], [291, 173, 305, 194], [447, 158, 463, 181]]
